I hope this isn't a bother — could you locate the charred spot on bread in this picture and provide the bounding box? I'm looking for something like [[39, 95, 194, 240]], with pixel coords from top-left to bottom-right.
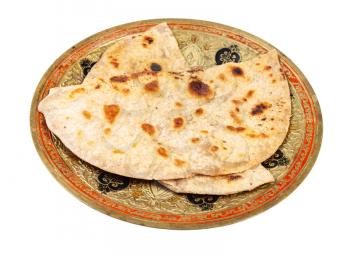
[[232, 66, 244, 77], [103, 104, 120, 124], [150, 63, 162, 72], [144, 80, 159, 92], [142, 36, 154, 47], [141, 123, 155, 136], [173, 117, 184, 128], [110, 75, 129, 83], [157, 147, 168, 158], [195, 108, 204, 116], [94, 84, 101, 89], [188, 80, 211, 97], [251, 102, 272, 115], [264, 65, 272, 71], [144, 36, 154, 44]]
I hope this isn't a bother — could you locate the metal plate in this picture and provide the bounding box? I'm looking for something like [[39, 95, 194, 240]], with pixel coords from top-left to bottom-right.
[[30, 19, 322, 229]]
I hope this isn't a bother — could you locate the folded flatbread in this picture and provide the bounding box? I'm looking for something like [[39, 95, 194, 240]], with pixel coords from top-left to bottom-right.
[[80, 23, 279, 194], [84, 23, 189, 86], [159, 164, 274, 195], [38, 48, 290, 180]]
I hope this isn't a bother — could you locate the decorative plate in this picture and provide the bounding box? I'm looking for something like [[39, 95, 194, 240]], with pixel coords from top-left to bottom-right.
[[30, 19, 322, 229]]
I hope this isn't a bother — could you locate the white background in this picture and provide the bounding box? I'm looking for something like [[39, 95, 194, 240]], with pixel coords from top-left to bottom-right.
[[0, 0, 349, 255]]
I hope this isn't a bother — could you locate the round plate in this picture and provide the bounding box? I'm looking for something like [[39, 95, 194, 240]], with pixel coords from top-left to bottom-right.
[[30, 19, 322, 229]]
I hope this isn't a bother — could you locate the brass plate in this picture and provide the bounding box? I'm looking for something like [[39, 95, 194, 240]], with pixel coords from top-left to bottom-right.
[[30, 19, 322, 229]]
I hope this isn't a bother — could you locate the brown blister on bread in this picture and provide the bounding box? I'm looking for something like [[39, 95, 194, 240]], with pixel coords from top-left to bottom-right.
[[226, 126, 246, 132], [144, 80, 159, 92], [157, 147, 168, 158], [188, 80, 213, 98], [245, 90, 255, 99], [82, 110, 92, 120], [174, 159, 186, 167], [173, 117, 184, 129], [251, 102, 272, 115], [103, 104, 120, 124], [232, 99, 242, 105], [195, 108, 204, 116], [142, 36, 154, 48], [144, 36, 154, 44], [110, 75, 129, 83], [122, 88, 130, 94], [175, 102, 183, 108], [141, 123, 155, 136], [230, 111, 241, 124], [191, 137, 200, 143], [246, 132, 268, 138], [218, 73, 226, 81], [210, 145, 219, 153], [112, 149, 124, 154], [103, 128, 111, 135], [108, 56, 119, 68], [69, 87, 85, 98]]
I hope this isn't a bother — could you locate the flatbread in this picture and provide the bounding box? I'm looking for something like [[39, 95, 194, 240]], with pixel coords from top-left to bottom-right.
[[159, 165, 274, 195], [84, 23, 189, 85], [38, 49, 290, 180]]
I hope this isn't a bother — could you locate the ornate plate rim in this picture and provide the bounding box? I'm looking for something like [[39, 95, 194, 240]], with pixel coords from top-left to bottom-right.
[[30, 18, 323, 229]]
